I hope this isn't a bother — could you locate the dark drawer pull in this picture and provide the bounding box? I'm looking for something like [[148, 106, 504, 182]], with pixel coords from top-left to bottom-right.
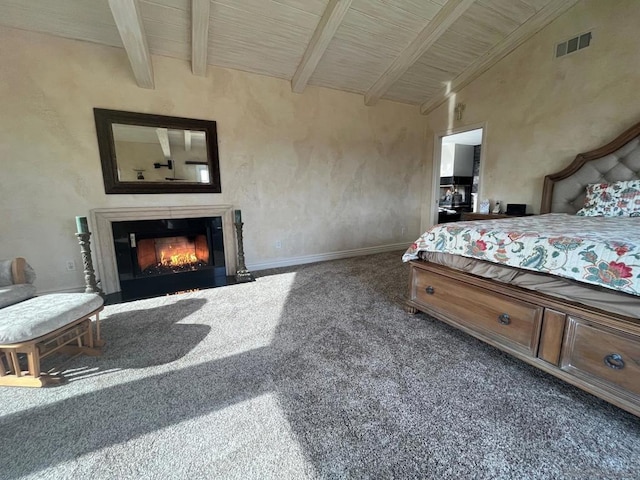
[[604, 353, 625, 370], [498, 313, 510, 325], [425, 286, 435, 295]]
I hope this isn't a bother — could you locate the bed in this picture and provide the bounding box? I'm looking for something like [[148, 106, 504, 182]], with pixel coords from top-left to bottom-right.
[[404, 121, 640, 417]]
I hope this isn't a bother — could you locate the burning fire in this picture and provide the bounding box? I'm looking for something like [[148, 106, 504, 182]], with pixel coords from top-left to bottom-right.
[[137, 235, 209, 275], [160, 249, 199, 266]]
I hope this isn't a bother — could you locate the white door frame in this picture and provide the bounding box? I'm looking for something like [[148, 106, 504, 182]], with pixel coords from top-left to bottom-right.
[[429, 121, 488, 227]]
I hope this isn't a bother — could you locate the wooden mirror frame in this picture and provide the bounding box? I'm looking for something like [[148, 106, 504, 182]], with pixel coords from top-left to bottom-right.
[[94, 108, 222, 194]]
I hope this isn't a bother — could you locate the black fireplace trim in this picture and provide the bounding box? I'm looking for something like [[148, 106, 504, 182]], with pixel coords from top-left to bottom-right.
[[111, 216, 227, 300]]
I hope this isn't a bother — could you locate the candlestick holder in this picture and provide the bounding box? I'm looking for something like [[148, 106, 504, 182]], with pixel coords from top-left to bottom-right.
[[75, 232, 103, 294], [234, 221, 255, 283]]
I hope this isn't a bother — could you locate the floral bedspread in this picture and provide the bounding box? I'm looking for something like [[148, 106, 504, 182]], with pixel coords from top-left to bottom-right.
[[403, 213, 640, 297]]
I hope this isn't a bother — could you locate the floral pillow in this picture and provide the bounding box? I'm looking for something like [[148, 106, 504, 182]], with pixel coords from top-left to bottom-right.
[[576, 179, 640, 217]]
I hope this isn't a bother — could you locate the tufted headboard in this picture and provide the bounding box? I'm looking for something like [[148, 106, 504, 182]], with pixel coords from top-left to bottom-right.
[[540, 121, 640, 214]]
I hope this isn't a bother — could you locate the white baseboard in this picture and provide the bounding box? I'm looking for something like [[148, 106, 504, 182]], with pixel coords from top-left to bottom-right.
[[247, 242, 409, 272], [37, 285, 85, 295], [39, 243, 409, 293]]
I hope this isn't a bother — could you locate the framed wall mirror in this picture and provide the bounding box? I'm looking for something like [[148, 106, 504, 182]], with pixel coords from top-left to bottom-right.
[[94, 108, 221, 194]]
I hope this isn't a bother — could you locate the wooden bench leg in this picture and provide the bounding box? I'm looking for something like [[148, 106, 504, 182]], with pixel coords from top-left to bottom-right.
[[26, 344, 41, 378], [0, 305, 105, 387], [0, 352, 6, 376], [9, 350, 21, 377], [94, 312, 104, 347], [0, 344, 66, 388], [83, 316, 95, 349], [0, 348, 52, 386], [56, 319, 102, 357]]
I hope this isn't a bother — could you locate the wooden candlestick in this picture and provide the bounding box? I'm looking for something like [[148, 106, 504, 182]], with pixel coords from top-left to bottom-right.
[[234, 221, 255, 283], [75, 232, 103, 294]]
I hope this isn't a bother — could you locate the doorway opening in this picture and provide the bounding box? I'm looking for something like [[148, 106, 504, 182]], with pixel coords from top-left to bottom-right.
[[433, 127, 484, 224]]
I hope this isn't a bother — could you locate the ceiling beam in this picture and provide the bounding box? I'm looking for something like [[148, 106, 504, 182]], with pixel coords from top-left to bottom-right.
[[108, 0, 154, 89], [419, 0, 580, 115], [364, 0, 475, 106], [156, 128, 171, 159], [291, 0, 352, 94], [191, 0, 210, 76]]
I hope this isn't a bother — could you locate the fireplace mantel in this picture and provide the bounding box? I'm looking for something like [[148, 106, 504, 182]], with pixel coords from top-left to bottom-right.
[[90, 205, 237, 294]]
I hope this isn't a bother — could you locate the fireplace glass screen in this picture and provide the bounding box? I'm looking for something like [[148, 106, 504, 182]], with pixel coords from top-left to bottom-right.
[[137, 235, 210, 275], [111, 216, 226, 299]]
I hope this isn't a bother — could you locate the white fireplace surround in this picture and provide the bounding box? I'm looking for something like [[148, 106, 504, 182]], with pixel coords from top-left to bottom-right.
[[90, 205, 237, 294]]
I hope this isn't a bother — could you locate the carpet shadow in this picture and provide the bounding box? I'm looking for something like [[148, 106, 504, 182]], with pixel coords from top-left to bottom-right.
[[1, 252, 639, 479], [0, 256, 417, 479], [0, 347, 272, 478], [266, 254, 640, 478], [98, 298, 211, 369], [43, 298, 210, 378]]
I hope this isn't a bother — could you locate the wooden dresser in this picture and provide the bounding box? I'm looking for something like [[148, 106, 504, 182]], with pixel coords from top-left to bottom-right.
[[406, 260, 640, 417]]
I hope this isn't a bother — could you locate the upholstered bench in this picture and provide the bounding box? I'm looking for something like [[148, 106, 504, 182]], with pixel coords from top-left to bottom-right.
[[0, 293, 104, 387], [0, 257, 36, 308]]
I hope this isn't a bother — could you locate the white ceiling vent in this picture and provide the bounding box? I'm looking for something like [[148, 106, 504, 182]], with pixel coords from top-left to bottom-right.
[[556, 32, 592, 58]]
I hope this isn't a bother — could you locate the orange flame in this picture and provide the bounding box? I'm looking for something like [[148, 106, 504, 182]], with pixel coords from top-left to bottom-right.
[[160, 249, 199, 266]]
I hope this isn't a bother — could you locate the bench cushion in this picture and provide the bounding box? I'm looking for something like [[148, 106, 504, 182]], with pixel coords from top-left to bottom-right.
[[0, 293, 104, 344], [0, 284, 37, 309]]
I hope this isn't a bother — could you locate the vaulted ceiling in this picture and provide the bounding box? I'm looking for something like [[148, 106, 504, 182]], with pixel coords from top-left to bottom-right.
[[0, 0, 578, 114]]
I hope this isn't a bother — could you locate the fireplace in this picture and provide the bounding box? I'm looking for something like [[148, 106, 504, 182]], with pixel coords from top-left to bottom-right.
[[112, 217, 227, 300], [90, 206, 237, 296]]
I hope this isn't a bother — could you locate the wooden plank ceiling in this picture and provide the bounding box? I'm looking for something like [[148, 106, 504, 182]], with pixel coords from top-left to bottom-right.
[[0, 0, 579, 114]]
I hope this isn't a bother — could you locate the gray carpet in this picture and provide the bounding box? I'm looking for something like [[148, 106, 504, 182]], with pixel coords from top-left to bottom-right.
[[0, 252, 638, 479]]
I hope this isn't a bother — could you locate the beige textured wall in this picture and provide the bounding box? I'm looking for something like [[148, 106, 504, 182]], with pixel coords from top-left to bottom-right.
[[422, 0, 640, 226], [0, 27, 426, 293]]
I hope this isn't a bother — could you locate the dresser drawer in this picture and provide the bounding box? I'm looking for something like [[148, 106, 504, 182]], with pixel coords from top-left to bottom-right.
[[411, 267, 543, 355], [561, 317, 640, 397]]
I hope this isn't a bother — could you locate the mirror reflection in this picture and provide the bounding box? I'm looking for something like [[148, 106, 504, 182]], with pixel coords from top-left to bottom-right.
[[94, 108, 221, 194], [112, 124, 210, 183]]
